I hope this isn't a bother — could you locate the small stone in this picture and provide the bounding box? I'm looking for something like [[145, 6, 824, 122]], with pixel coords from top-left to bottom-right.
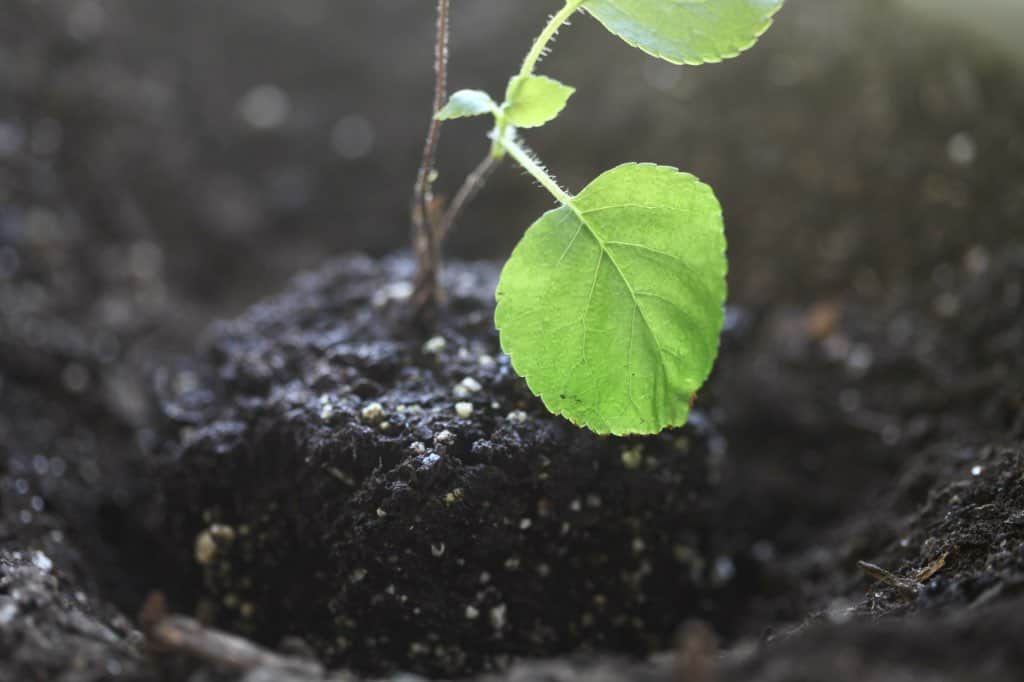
[[712, 556, 736, 586], [506, 410, 528, 424], [194, 525, 235, 566], [378, 420, 390, 432], [376, 507, 387, 518], [455, 402, 474, 419], [423, 336, 447, 354], [478, 354, 496, 368], [519, 518, 532, 530], [410, 442, 427, 455], [31, 551, 53, 573], [459, 376, 482, 393], [0, 601, 18, 625], [444, 488, 464, 505], [489, 604, 508, 631], [465, 605, 480, 620], [621, 445, 643, 470], [431, 542, 446, 557], [361, 402, 385, 425], [435, 429, 456, 446]]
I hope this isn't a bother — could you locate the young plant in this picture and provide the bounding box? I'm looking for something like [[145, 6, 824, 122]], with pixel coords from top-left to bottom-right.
[[413, 0, 785, 436]]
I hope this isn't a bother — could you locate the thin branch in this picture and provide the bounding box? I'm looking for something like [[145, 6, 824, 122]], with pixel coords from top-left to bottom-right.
[[411, 0, 451, 322], [435, 153, 501, 242], [150, 615, 325, 676], [858, 560, 920, 599]]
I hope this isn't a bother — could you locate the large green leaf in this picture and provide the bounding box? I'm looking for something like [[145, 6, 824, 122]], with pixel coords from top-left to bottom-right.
[[582, 0, 785, 65], [504, 74, 576, 128], [495, 163, 726, 435]]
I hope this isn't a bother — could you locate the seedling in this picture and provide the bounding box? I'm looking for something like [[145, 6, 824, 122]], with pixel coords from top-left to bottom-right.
[[411, 0, 784, 435]]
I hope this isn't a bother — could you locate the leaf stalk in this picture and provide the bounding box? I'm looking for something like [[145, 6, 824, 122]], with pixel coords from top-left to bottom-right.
[[518, 0, 586, 79], [491, 129, 574, 207]]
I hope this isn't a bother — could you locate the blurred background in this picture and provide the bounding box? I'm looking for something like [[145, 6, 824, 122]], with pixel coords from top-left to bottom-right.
[[1, 0, 1022, 349]]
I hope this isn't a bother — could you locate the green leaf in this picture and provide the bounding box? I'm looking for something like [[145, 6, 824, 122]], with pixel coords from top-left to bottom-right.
[[504, 75, 575, 128], [436, 89, 497, 120], [583, 0, 785, 65], [495, 163, 727, 436]]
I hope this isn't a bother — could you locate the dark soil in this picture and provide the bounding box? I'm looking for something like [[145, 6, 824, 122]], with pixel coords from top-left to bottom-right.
[[2, 0, 1024, 680], [153, 256, 721, 677]]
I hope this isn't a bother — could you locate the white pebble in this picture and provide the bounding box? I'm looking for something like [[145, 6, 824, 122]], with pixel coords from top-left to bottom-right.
[[423, 336, 447, 354], [459, 377, 482, 393], [360, 402, 385, 425], [489, 604, 508, 631], [455, 402, 474, 419], [506, 410, 528, 424]]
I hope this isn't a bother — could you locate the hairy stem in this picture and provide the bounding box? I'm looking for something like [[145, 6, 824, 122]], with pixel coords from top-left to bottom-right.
[[519, 0, 586, 79], [436, 154, 501, 241], [492, 129, 574, 207], [411, 0, 450, 322], [491, 0, 584, 160]]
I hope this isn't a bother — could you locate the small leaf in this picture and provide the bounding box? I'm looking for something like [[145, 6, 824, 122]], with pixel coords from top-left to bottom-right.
[[436, 89, 497, 120], [495, 163, 727, 436], [504, 75, 575, 128], [583, 0, 785, 65]]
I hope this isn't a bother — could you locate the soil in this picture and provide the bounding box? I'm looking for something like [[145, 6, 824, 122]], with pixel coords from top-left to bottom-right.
[[2, 0, 1024, 681], [154, 256, 721, 678]]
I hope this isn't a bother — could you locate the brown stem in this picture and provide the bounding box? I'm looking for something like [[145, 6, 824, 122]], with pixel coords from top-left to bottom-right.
[[149, 614, 324, 676], [411, 0, 450, 324], [435, 153, 501, 242]]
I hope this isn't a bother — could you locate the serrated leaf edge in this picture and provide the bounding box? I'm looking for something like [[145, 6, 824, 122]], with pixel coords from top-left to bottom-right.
[[494, 162, 728, 436], [582, 2, 784, 66]]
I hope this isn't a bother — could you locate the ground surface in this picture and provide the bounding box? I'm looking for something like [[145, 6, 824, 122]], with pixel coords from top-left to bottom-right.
[[2, 0, 1023, 680]]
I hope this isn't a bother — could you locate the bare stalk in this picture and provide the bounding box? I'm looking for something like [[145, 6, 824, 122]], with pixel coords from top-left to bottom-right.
[[411, 0, 450, 323], [435, 153, 500, 241]]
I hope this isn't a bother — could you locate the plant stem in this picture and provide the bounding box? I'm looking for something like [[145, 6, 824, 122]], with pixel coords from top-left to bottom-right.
[[436, 153, 501, 241], [491, 0, 584, 160], [518, 0, 586, 79], [411, 0, 450, 322], [493, 130, 574, 207]]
